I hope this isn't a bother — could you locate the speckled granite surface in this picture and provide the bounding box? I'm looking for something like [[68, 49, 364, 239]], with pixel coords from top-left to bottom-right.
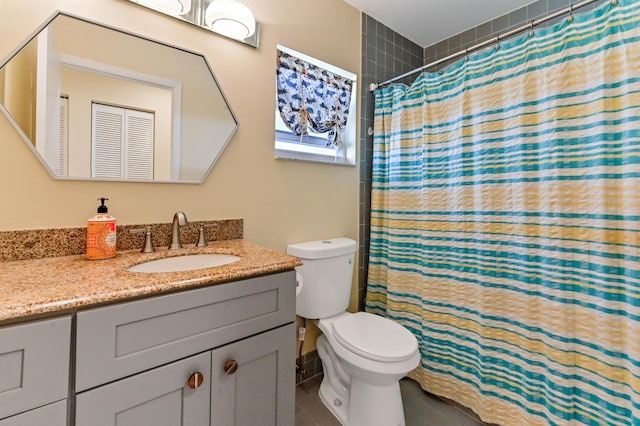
[[0, 239, 302, 324], [0, 219, 243, 262]]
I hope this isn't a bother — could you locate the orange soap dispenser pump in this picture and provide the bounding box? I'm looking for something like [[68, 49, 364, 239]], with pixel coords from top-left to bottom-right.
[[86, 197, 117, 259]]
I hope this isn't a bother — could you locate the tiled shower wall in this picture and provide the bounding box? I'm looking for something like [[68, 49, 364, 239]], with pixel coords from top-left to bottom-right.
[[424, 0, 608, 68], [358, 0, 607, 309], [358, 15, 423, 311]]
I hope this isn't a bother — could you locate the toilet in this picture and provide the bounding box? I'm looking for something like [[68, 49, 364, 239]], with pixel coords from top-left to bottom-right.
[[288, 238, 420, 426]]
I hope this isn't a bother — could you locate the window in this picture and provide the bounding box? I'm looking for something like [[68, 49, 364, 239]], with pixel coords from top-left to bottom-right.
[[91, 103, 154, 180], [275, 45, 357, 166]]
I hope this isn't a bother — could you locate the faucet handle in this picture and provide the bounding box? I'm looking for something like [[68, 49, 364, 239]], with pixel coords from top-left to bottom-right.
[[130, 226, 155, 253], [196, 223, 216, 247]]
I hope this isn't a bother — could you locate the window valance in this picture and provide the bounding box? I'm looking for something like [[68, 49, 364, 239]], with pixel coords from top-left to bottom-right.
[[276, 50, 353, 146]]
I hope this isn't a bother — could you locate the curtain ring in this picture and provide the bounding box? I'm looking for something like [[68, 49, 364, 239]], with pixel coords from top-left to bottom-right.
[[568, 4, 574, 23], [611, 0, 618, 5], [529, 20, 535, 37]]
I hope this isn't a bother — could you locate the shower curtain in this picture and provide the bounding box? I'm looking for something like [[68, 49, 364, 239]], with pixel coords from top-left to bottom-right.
[[366, 1, 640, 425]]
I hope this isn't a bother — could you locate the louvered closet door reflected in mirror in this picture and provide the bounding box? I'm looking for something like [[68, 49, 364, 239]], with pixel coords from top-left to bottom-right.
[[91, 103, 154, 180], [58, 95, 68, 176]]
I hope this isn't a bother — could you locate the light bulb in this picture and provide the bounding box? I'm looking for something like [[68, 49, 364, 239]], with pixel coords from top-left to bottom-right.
[[205, 0, 256, 40]]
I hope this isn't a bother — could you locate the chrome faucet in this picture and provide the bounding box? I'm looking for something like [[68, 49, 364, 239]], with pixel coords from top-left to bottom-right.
[[169, 211, 188, 250]]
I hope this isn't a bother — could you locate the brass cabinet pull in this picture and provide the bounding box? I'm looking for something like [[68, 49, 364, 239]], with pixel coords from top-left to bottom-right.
[[224, 360, 238, 375], [188, 371, 204, 389]]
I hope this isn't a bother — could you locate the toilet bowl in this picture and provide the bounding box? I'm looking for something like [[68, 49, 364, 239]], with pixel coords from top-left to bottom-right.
[[287, 238, 420, 426], [316, 312, 420, 425]]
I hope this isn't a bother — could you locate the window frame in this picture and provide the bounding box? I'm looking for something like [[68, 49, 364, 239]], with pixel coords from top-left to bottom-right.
[[274, 45, 357, 166]]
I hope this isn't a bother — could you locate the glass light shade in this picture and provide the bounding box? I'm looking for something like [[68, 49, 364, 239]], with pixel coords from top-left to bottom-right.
[[205, 0, 256, 40], [139, 0, 191, 15]]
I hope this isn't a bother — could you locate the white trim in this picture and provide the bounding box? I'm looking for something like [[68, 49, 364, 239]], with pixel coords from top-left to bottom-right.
[[59, 54, 180, 89], [275, 140, 336, 156], [275, 148, 354, 166]]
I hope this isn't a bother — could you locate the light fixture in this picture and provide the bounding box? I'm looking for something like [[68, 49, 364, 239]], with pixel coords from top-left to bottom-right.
[[127, 0, 259, 47], [205, 0, 256, 41], [137, 0, 191, 15]]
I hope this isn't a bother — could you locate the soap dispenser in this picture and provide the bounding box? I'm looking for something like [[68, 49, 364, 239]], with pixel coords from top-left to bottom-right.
[[86, 197, 117, 259]]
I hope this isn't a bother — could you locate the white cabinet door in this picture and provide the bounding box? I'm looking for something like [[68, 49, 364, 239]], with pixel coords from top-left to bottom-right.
[[0, 316, 70, 420], [76, 352, 211, 426], [210, 323, 295, 426]]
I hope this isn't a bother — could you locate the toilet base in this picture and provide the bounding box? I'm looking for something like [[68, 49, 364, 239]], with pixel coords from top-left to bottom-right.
[[318, 375, 406, 426], [316, 335, 408, 426], [318, 376, 348, 425], [317, 334, 349, 424]]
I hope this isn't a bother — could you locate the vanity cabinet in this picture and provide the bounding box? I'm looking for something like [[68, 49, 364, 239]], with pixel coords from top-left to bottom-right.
[[76, 324, 294, 426], [0, 316, 70, 424], [75, 271, 296, 426]]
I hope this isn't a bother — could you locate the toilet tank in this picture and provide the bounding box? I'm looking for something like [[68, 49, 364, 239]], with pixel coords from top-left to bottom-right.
[[287, 238, 357, 319]]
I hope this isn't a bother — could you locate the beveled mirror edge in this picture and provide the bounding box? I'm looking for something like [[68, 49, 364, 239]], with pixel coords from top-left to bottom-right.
[[0, 9, 57, 70], [0, 10, 240, 184], [192, 52, 240, 184], [0, 103, 59, 178]]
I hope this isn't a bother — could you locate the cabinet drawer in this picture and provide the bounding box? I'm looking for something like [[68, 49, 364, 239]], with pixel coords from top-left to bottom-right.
[[0, 400, 67, 426], [76, 271, 295, 391], [0, 316, 70, 420]]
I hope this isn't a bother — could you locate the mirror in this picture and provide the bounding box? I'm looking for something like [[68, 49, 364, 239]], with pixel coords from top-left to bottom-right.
[[0, 12, 238, 183]]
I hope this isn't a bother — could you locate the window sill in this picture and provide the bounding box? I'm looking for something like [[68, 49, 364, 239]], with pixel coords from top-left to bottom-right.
[[275, 148, 355, 166]]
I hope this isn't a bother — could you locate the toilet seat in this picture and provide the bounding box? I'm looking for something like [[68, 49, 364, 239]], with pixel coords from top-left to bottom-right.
[[331, 312, 418, 362]]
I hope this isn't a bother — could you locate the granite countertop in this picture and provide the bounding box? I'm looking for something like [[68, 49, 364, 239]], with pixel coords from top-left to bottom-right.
[[0, 239, 302, 324]]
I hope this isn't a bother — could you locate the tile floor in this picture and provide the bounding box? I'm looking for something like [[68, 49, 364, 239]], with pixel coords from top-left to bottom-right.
[[295, 376, 488, 426]]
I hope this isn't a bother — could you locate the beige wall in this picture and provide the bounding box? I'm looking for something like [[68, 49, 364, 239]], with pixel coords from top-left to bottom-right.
[[0, 0, 360, 242]]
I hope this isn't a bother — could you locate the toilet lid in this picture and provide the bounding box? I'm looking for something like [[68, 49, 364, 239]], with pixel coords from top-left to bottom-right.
[[332, 312, 418, 362]]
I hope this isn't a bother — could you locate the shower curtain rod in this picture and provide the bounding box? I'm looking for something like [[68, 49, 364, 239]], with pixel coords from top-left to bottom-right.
[[369, 0, 607, 91]]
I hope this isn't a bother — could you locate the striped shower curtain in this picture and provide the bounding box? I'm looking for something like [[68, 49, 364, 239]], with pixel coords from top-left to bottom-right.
[[366, 1, 640, 425]]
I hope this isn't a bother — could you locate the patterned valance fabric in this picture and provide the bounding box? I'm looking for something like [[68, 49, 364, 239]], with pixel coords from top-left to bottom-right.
[[367, 1, 640, 425], [276, 50, 353, 146]]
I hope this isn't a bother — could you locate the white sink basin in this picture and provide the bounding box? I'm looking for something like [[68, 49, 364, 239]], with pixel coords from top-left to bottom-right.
[[128, 254, 241, 273]]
